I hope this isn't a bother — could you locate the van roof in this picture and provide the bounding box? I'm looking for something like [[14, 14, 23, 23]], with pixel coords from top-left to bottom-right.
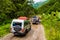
[[18, 17, 28, 20], [12, 19, 24, 22]]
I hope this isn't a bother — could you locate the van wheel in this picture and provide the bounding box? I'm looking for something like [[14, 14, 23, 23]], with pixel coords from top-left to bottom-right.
[[28, 26, 31, 31], [26, 27, 31, 33], [25, 29, 28, 33], [14, 32, 19, 36], [29, 26, 31, 30]]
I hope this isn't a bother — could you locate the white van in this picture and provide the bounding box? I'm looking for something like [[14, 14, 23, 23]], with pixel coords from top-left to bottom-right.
[[10, 19, 31, 36]]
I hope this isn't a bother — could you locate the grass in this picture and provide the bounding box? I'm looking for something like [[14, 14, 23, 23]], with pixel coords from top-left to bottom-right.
[[0, 24, 10, 37], [41, 12, 60, 40]]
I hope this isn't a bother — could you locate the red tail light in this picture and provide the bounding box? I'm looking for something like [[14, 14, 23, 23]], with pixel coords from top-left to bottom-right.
[[21, 28, 24, 32]]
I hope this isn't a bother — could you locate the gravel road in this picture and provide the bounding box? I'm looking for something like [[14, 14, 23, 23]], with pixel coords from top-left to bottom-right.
[[0, 24, 46, 40]]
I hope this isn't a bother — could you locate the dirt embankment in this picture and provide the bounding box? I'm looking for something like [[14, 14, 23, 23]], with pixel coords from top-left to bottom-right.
[[0, 24, 46, 40]]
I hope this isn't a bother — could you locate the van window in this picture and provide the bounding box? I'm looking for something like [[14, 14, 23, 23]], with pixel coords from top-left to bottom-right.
[[24, 21, 30, 26], [13, 22, 22, 26]]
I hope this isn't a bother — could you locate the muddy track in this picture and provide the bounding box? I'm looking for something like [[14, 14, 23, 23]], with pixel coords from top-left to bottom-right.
[[0, 24, 46, 40]]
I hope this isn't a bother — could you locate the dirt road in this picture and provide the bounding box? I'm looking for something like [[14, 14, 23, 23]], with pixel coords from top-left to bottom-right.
[[0, 24, 46, 40]]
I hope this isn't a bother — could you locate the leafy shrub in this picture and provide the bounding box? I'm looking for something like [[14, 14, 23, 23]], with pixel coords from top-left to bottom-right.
[[0, 24, 10, 37], [41, 11, 60, 40]]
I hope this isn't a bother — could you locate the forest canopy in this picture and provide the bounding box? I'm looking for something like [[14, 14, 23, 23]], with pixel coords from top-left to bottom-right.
[[0, 0, 60, 25]]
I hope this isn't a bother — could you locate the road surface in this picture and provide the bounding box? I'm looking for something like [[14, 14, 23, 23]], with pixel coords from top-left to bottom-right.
[[0, 24, 46, 40]]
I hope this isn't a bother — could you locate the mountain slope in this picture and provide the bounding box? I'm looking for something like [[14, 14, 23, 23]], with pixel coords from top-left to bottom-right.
[[38, 0, 60, 14], [32, 0, 49, 9]]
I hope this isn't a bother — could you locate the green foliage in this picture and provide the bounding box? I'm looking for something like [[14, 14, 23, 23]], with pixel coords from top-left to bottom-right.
[[41, 11, 60, 40], [0, 0, 35, 24], [0, 24, 10, 37], [38, 0, 60, 14]]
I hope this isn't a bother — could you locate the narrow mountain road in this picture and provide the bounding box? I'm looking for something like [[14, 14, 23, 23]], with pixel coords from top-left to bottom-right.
[[0, 24, 46, 40]]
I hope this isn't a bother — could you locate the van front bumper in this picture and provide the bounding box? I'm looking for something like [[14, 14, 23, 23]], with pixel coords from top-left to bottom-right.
[[13, 31, 26, 36]]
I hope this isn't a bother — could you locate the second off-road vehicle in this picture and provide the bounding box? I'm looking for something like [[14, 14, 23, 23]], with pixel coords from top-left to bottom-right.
[[31, 16, 40, 24]]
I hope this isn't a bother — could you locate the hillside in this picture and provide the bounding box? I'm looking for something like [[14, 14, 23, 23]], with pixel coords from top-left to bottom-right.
[[32, 1, 48, 9], [38, 0, 60, 14], [37, 0, 60, 40]]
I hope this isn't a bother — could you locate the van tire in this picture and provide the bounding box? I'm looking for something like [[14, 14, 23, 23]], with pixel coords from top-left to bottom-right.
[[25, 26, 31, 33], [29, 26, 31, 30], [14, 32, 19, 36]]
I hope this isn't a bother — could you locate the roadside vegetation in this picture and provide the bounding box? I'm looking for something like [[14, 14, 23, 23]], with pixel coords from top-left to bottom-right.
[[41, 11, 60, 40], [38, 0, 60, 40], [0, 24, 10, 37]]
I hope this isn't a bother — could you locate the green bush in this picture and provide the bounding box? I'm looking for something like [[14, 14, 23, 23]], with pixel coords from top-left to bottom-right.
[[0, 24, 10, 37], [41, 11, 60, 40]]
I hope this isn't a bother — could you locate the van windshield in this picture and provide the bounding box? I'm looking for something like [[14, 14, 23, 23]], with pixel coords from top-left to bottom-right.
[[13, 22, 22, 27]]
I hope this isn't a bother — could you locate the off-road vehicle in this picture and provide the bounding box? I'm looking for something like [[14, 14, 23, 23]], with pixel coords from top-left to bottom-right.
[[31, 16, 40, 24], [10, 17, 31, 36]]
